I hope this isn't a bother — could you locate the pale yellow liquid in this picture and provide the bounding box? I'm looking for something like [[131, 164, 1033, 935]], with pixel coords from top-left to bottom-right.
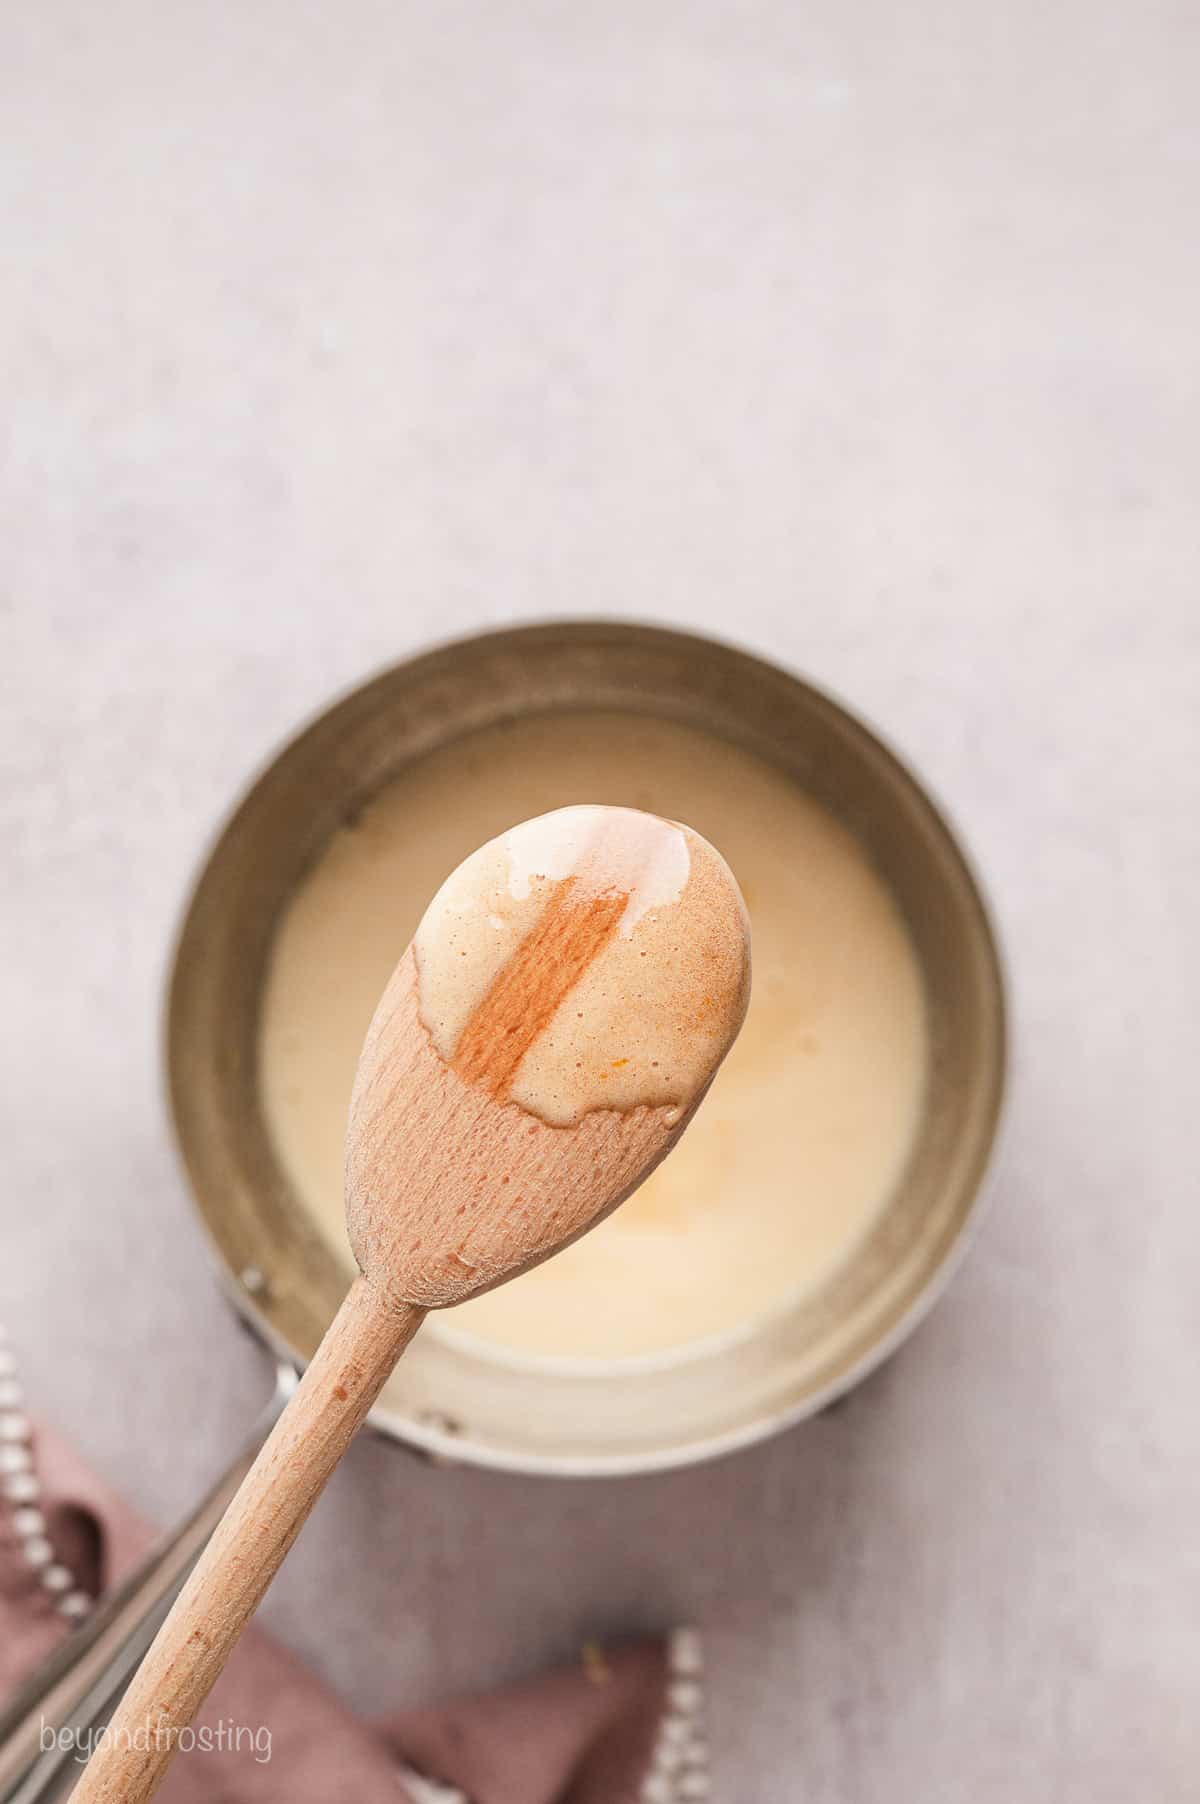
[[259, 713, 928, 1363]]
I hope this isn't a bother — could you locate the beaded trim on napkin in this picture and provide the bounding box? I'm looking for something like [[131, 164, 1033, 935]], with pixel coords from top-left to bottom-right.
[[0, 1323, 93, 1624], [639, 1627, 710, 1802]]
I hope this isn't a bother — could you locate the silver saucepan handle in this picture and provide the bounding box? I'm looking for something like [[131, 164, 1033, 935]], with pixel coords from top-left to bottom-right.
[[0, 1364, 296, 1804]]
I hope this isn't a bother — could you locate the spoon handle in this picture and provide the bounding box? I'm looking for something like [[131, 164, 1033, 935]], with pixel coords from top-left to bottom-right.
[[70, 1277, 424, 1804]]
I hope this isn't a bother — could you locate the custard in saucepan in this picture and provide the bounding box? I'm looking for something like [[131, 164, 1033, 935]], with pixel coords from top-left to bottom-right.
[[259, 713, 926, 1363]]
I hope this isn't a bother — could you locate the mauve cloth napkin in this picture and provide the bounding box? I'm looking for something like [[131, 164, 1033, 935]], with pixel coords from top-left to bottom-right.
[[0, 1409, 708, 1803]]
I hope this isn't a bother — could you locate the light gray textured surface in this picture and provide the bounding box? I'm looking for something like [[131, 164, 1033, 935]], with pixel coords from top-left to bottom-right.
[[3, 2, 1198, 1797]]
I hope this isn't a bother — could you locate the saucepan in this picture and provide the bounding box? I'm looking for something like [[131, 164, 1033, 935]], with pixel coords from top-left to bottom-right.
[[1, 621, 1005, 1798]]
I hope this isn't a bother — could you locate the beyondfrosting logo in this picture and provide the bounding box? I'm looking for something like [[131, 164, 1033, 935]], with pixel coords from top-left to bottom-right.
[[40, 1714, 273, 1765]]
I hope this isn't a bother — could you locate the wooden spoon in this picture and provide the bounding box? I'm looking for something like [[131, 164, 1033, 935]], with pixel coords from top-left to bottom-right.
[[73, 805, 750, 1803]]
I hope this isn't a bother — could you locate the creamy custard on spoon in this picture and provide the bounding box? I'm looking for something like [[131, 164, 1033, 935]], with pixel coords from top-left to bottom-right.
[[415, 806, 746, 1126]]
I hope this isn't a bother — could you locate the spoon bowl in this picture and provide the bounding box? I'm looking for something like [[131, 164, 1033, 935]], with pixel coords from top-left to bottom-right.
[[348, 806, 750, 1309]]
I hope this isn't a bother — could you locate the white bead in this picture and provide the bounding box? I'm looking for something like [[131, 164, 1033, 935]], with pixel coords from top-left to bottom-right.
[[661, 1713, 691, 1746], [58, 1591, 91, 1621], [0, 1349, 16, 1378], [668, 1680, 702, 1715], [0, 1412, 30, 1442], [395, 1770, 470, 1804], [0, 1379, 23, 1409], [650, 1736, 682, 1773], [2, 1472, 39, 1502], [41, 1563, 74, 1593], [12, 1506, 45, 1535], [679, 1774, 711, 1799], [0, 1443, 32, 1473], [641, 1778, 672, 1804], [23, 1534, 54, 1568], [670, 1627, 704, 1675]]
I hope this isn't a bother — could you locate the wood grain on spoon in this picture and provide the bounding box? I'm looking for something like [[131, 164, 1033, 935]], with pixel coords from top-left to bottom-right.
[[72, 806, 750, 1804], [451, 876, 629, 1096]]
